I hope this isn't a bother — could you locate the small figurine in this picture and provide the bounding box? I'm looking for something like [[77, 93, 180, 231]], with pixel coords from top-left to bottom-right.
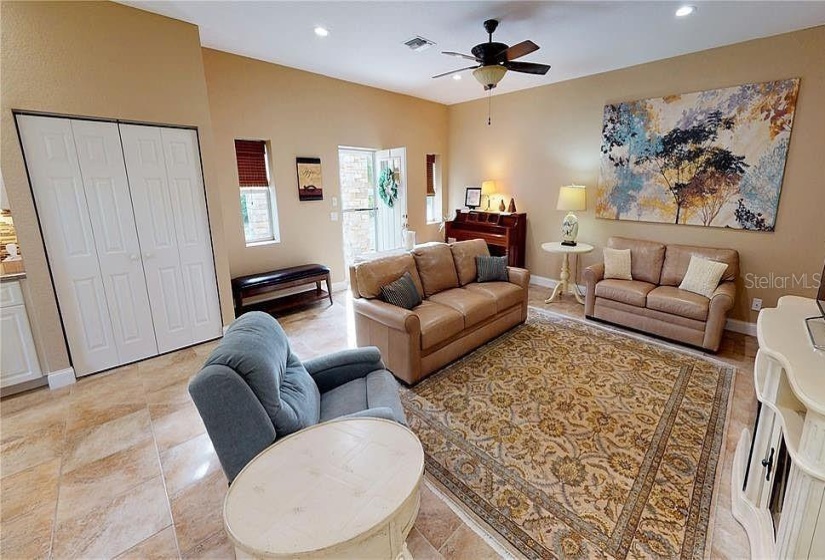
[[498, 198, 506, 212], [507, 198, 516, 213], [3, 243, 21, 262]]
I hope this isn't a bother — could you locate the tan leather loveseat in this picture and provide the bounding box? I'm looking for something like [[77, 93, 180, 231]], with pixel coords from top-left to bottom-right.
[[583, 237, 739, 352], [350, 240, 530, 384]]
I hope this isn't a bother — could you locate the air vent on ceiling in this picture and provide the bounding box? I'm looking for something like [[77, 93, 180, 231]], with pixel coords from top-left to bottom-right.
[[403, 36, 435, 52]]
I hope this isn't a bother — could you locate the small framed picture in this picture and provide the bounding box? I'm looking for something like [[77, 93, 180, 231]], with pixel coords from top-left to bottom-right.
[[296, 157, 323, 201], [465, 186, 482, 208]]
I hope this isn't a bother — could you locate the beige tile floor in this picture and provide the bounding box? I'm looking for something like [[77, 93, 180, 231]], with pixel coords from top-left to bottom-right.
[[0, 286, 756, 559]]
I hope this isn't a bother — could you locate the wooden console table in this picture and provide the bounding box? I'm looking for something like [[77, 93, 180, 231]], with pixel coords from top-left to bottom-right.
[[731, 296, 825, 558], [444, 210, 526, 267]]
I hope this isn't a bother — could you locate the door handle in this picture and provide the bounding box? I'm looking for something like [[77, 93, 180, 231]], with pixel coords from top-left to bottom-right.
[[762, 447, 775, 481]]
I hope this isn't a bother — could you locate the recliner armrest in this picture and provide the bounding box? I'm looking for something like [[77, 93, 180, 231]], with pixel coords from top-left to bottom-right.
[[304, 347, 386, 393]]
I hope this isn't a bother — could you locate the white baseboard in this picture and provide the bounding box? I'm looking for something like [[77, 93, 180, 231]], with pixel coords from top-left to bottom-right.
[[530, 273, 758, 336], [48, 367, 76, 390], [332, 280, 348, 293], [725, 318, 757, 337]]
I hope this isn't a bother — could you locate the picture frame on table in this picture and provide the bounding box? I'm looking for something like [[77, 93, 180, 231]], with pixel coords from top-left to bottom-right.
[[465, 186, 482, 209]]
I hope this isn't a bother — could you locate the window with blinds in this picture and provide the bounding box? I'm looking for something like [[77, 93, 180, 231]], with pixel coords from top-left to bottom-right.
[[235, 140, 280, 245]]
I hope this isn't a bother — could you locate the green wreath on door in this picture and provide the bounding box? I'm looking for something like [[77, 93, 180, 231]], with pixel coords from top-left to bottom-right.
[[378, 167, 398, 208]]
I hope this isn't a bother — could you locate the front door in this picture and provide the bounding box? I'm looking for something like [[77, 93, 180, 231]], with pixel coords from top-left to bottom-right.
[[374, 148, 407, 252]]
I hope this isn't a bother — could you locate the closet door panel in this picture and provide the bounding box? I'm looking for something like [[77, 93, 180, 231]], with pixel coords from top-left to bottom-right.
[[72, 120, 158, 363], [160, 128, 222, 343], [17, 115, 119, 375], [119, 124, 193, 353]]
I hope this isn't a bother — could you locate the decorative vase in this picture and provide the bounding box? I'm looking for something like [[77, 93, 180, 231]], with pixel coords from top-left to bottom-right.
[[507, 198, 516, 213], [498, 198, 506, 212]]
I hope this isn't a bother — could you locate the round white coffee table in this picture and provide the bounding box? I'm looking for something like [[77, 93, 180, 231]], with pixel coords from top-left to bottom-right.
[[224, 418, 424, 560], [541, 241, 594, 304]]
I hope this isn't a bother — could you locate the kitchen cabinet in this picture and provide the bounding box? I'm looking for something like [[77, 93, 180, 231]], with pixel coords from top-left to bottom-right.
[[0, 280, 42, 388]]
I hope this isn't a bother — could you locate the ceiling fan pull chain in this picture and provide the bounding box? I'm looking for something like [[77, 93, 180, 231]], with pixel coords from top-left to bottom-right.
[[487, 89, 492, 126]]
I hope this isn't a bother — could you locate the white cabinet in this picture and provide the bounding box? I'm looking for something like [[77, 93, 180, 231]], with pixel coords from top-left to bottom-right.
[[17, 114, 221, 377], [0, 281, 42, 387]]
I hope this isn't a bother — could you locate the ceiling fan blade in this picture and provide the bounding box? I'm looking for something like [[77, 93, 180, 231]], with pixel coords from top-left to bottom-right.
[[504, 61, 551, 75], [442, 51, 481, 62], [432, 65, 479, 79], [495, 40, 539, 62]]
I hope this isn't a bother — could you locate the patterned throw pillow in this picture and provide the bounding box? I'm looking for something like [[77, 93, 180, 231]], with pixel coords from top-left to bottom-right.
[[679, 256, 729, 298], [380, 271, 422, 309], [603, 247, 633, 280], [476, 255, 509, 282]]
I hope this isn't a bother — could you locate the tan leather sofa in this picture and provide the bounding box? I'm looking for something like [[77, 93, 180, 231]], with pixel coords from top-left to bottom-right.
[[583, 237, 738, 352], [350, 240, 530, 384]]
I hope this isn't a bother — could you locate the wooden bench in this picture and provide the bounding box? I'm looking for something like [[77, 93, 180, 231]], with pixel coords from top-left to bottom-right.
[[231, 264, 332, 317]]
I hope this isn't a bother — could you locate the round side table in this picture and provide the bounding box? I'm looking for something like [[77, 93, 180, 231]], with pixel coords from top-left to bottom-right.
[[541, 241, 594, 304], [224, 418, 424, 560]]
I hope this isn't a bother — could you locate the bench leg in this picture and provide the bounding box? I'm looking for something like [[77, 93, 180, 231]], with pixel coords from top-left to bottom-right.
[[326, 274, 333, 305]]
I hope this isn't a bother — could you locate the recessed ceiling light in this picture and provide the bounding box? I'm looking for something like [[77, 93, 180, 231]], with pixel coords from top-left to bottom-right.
[[453, 75, 462, 81], [314, 26, 329, 37], [675, 5, 696, 17]]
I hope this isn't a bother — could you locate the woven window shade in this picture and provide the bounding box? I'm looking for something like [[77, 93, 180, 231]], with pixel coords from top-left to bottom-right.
[[235, 140, 268, 187], [426, 154, 436, 196]]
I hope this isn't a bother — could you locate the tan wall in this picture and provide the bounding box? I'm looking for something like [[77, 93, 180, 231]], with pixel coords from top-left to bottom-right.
[[201, 49, 448, 281], [0, 1, 234, 373], [448, 26, 825, 322]]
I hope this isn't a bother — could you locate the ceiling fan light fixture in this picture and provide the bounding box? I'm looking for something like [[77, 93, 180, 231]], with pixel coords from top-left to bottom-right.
[[473, 65, 507, 90]]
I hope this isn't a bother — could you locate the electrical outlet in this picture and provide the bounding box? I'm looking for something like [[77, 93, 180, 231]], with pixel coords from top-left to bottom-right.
[[751, 298, 763, 311]]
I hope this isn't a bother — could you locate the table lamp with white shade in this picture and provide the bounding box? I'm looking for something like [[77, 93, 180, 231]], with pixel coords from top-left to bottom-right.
[[557, 185, 587, 246], [481, 180, 496, 211]]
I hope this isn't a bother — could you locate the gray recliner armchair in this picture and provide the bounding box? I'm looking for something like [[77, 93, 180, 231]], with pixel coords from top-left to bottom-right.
[[189, 311, 407, 483]]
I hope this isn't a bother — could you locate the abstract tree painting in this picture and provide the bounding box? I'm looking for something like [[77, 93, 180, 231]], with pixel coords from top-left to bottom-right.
[[596, 79, 799, 231]]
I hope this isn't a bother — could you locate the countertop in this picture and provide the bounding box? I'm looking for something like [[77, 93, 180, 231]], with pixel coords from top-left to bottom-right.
[[0, 272, 27, 283]]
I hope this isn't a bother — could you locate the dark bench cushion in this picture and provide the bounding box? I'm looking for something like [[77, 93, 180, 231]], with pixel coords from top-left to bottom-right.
[[232, 264, 331, 290]]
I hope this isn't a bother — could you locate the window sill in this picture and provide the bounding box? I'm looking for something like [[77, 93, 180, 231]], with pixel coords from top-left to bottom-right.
[[245, 239, 280, 248], [426, 221, 441, 225]]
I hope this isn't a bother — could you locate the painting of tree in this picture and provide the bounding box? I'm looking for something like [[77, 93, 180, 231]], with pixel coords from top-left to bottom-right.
[[596, 79, 799, 230]]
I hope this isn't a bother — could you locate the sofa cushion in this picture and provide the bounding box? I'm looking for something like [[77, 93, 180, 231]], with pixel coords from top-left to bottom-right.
[[380, 271, 422, 309], [353, 253, 424, 299], [646, 286, 710, 321], [204, 312, 320, 436], [450, 239, 490, 285], [594, 279, 655, 307], [607, 237, 666, 285], [679, 256, 729, 298], [603, 248, 632, 280], [660, 244, 740, 286], [429, 287, 497, 328], [413, 243, 460, 297], [464, 282, 523, 312], [410, 300, 465, 350], [476, 255, 509, 282]]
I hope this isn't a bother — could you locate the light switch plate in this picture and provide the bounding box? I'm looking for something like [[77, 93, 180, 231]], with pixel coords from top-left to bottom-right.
[[751, 298, 763, 311], [332, 196, 338, 207]]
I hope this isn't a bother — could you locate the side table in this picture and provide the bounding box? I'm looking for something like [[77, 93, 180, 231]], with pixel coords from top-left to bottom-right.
[[540, 241, 594, 304], [224, 418, 424, 559]]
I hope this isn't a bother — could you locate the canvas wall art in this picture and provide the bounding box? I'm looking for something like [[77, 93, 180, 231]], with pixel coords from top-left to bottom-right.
[[296, 157, 323, 201], [596, 79, 799, 231]]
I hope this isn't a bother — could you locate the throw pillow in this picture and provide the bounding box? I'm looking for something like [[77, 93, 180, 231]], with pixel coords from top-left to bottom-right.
[[679, 256, 729, 298], [476, 255, 509, 282], [603, 247, 633, 280], [380, 271, 422, 309]]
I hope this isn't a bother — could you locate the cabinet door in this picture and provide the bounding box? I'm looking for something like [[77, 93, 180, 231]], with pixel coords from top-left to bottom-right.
[[159, 128, 222, 344], [17, 115, 120, 375], [119, 124, 194, 353], [72, 120, 158, 363], [0, 304, 43, 387]]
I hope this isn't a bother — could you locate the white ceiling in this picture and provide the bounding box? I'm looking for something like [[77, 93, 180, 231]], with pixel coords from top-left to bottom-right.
[[121, 1, 825, 105]]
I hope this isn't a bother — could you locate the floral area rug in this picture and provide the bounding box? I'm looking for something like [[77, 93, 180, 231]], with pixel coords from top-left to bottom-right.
[[401, 308, 733, 559]]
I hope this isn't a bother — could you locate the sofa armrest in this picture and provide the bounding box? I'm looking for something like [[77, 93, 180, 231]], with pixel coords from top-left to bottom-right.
[[703, 281, 737, 351], [304, 347, 386, 393], [583, 263, 604, 316], [352, 298, 421, 334], [507, 267, 530, 289]]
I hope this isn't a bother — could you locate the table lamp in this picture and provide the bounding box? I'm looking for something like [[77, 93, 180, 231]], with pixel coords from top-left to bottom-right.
[[557, 185, 586, 246], [481, 180, 496, 211]]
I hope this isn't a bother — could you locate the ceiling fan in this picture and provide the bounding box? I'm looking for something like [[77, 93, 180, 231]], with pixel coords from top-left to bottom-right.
[[433, 19, 551, 90]]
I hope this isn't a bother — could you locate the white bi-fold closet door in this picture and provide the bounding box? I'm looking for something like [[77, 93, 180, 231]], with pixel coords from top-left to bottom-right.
[[18, 115, 221, 376]]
